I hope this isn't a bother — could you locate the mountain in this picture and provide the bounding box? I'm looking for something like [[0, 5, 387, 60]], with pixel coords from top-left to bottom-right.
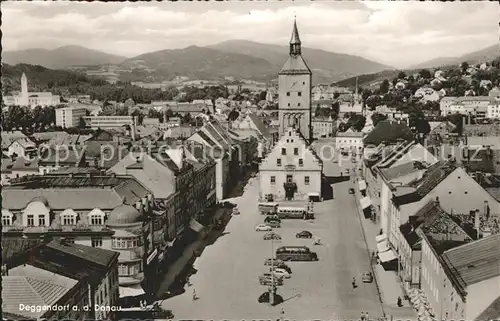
[[121, 45, 277, 81], [410, 44, 499, 69], [207, 40, 393, 83], [2, 45, 127, 69]]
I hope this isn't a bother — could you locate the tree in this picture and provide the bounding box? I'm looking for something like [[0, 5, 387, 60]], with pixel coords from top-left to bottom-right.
[[379, 80, 390, 95], [130, 109, 144, 125], [371, 113, 388, 126], [258, 91, 267, 101], [460, 62, 469, 74], [228, 109, 240, 121], [419, 69, 432, 79], [365, 95, 381, 110], [347, 114, 366, 132], [333, 92, 340, 99], [182, 112, 192, 124], [414, 117, 431, 135], [165, 108, 174, 121], [397, 71, 407, 80]]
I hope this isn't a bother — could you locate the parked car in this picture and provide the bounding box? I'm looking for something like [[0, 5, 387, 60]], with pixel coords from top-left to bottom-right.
[[267, 221, 281, 228], [263, 232, 281, 240], [345, 169, 350, 174], [264, 216, 281, 224], [232, 208, 240, 215], [258, 274, 283, 286], [296, 230, 313, 238], [258, 291, 283, 305], [255, 224, 272, 231], [264, 258, 285, 266], [272, 267, 291, 279], [348, 188, 355, 194], [362, 272, 373, 283]]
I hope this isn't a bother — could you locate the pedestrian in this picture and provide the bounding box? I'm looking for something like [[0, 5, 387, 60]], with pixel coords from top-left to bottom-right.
[[397, 296, 402, 307], [187, 276, 192, 287], [192, 288, 197, 301], [365, 312, 369, 321], [361, 312, 365, 321]]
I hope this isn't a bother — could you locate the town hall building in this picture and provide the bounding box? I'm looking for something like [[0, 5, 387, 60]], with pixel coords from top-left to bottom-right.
[[259, 20, 323, 202]]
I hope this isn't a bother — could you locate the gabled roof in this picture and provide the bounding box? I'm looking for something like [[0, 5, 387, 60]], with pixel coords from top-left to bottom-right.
[[247, 114, 270, 138], [363, 120, 414, 146], [46, 239, 118, 268], [279, 55, 311, 75], [379, 161, 427, 182], [399, 200, 444, 248], [411, 161, 457, 198], [441, 234, 500, 294]]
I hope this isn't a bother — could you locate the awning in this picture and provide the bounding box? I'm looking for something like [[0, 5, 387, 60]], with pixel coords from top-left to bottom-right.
[[358, 180, 367, 191], [308, 192, 320, 197], [166, 238, 176, 247], [359, 196, 372, 210], [378, 249, 397, 263], [119, 284, 145, 298], [377, 240, 390, 253], [376, 233, 387, 243], [189, 218, 204, 233]]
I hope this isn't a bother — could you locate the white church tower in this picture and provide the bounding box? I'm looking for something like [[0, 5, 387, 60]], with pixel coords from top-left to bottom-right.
[[278, 19, 312, 142], [19, 73, 29, 106]]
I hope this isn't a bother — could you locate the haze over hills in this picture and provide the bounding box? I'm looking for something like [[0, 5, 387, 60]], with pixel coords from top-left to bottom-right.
[[2, 45, 127, 69], [207, 40, 393, 83], [3, 41, 393, 84], [410, 44, 499, 69]]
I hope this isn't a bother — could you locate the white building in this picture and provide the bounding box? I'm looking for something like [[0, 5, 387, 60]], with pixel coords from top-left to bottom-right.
[[55, 106, 88, 128], [335, 131, 364, 152], [2, 73, 60, 108], [440, 96, 495, 117], [487, 103, 500, 119], [82, 116, 137, 131]]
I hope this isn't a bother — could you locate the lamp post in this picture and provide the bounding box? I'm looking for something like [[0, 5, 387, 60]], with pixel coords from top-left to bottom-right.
[[269, 237, 275, 306]]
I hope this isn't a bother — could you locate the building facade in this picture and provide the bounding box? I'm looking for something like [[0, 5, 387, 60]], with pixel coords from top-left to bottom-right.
[[259, 127, 323, 202], [312, 116, 335, 138], [2, 73, 61, 108], [55, 106, 88, 128]]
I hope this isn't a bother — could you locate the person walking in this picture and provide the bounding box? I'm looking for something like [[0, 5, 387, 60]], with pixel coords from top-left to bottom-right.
[[192, 288, 197, 301]]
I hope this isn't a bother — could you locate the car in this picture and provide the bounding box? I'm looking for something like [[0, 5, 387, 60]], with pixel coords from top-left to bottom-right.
[[264, 216, 281, 224], [263, 232, 282, 240], [345, 169, 350, 174], [264, 258, 285, 266], [348, 188, 355, 194], [272, 267, 291, 279], [296, 230, 313, 238], [232, 208, 240, 215], [258, 274, 283, 286], [258, 291, 283, 305], [362, 272, 373, 283], [255, 224, 272, 231], [266, 221, 281, 228]]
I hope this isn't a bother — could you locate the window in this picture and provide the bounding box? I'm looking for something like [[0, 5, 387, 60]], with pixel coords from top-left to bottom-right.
[[286, 92, 290, 96], [298, 92, 302, 96], [90, 214, 103, 225], [38, 215, 46, 226], [118, 264, 128, 276], [2, 215, 12, 226], [298, 103, 301, 106], [92, 237, 103, 247], [277, 158, 282, 166], [62, 215, 76, 225], [281, 148, 286, 155], [288, 103, 290, 106], [299, 159, 303, 167], [27, 215, 34, 226], [270, 176, 276, 184], [304, 176, 310, 185], [294, 148, 298, 155]]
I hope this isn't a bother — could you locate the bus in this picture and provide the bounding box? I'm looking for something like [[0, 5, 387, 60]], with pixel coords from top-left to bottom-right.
[[277, 206, 314, 220], [259, 202, 278, 215], [276, 246, 318, 261]]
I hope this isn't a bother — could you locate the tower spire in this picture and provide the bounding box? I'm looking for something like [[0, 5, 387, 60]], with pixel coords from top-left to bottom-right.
[[289, 19, 301, 55]]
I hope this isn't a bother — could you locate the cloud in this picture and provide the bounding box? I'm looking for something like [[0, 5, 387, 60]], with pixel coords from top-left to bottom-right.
[[2, 1, 498, 68]]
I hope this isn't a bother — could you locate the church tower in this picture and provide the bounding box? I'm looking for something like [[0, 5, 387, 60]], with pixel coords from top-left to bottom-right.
[[278, 19, 312, 141], [18, 73, 29, 106]]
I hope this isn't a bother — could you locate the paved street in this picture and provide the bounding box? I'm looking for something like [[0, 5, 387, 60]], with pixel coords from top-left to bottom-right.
[[162, 139, 383, 320]]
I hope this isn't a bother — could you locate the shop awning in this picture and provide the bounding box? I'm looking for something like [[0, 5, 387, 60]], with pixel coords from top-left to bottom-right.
[[377, 240, 390, 253], [378, 249, 397, 263], [119, 284, 145, 298], [308, 192, 320, 197], [376, 233, 387, 243], [358, 180, 367, 191], [189, 218, 204, 233], [359, 196, 372, 210]]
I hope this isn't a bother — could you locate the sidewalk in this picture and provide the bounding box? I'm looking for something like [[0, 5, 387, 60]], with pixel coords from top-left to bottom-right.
[[353, 169, 417, 321]]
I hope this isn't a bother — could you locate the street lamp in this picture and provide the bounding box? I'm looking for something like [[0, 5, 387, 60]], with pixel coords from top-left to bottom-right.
[[269, 237, 275, 306]]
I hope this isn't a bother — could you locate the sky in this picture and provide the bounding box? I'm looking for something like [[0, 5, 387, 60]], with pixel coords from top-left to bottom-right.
[[2, 1, 498, 68]]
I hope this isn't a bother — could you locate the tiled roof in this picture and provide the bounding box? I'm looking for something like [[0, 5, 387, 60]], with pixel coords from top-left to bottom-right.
[[379, 161, 426, 182], [411, 161, 456, 197], [1, 131, 28, 149], [441, 234, 500, 293], [279, 55, 311, 75], [247, 114, 270, 138], [7, 156, 39, 172], [47, 240, 118, 268], [1, 238, 45, 263], [2, 276, 74, 319], [2, 175, 149, 210], [400, 200, 443, 246], [363, 120, 414, 146], [39, 146, 85, 165], [336, 131, 364, 137]]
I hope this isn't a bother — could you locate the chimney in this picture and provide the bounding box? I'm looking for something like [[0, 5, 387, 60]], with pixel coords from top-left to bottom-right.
[[475, 210, 481, 239]]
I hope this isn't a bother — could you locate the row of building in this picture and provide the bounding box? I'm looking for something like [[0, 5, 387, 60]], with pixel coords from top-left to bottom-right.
[[440, 91, 500, 119], [358, 119, 500, 321], [1, 114, 271, 320]]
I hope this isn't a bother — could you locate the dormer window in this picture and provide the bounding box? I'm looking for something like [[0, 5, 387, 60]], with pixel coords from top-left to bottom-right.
[[88, 209, 105, 225]]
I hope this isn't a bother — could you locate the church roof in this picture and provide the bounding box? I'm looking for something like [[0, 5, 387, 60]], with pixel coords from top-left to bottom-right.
[[290, 20, 301, 45], [279, 55, 311, 75]]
